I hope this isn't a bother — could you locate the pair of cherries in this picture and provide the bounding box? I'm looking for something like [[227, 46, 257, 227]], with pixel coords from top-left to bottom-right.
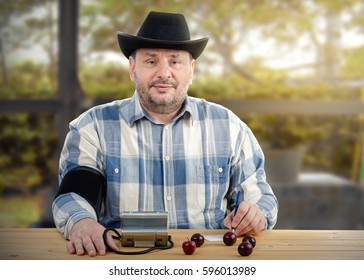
[[182, 233, 205, 255], [223, 231, 256, 256]]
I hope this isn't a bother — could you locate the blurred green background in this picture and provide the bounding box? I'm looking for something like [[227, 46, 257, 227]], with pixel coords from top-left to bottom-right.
[[1, 0, 363, 228]]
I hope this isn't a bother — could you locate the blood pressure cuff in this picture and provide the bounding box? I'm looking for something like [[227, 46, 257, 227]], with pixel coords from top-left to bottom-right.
[[55, 166, 106, 218]]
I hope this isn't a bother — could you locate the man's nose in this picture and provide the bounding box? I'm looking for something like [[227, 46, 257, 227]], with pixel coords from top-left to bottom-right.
[[156, 61, 172, 79]]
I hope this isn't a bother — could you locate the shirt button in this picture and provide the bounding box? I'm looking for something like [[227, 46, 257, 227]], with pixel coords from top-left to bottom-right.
[[165, 155, 170, 161], [218, 167, 223, 173], [114, 168, 119, 174], [166, 195, 172, 201]]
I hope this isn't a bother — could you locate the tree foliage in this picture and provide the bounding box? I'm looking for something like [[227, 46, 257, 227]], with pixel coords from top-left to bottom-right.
[[78, 0, 364, 82]]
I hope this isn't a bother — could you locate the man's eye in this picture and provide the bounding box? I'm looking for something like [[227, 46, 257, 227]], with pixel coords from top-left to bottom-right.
[[171, 61, 183, 67], [146, 60, 156, 65]]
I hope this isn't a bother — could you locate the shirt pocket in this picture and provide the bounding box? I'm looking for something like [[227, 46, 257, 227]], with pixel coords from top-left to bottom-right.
[[105, 158, 137, 183], [196, 164, 229, 212]]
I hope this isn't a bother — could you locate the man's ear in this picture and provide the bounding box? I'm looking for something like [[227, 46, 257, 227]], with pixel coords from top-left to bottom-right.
[[189, 59, 196, 85], [129, 56, 136, 82]]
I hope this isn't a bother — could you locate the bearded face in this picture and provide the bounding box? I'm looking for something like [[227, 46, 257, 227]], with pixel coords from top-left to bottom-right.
[[129, 48, 195, 116]]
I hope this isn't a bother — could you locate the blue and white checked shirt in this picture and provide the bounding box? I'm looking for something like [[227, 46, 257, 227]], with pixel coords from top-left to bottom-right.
[[52, 92, 278, 239]]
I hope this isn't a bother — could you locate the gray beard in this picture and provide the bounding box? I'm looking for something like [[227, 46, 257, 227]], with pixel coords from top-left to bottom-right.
[[134, 75, 188, 115]]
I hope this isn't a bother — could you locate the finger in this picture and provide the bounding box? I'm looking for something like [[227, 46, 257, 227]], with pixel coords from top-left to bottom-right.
[[231, 202, 249, 229], [91, 233, 110, 256], [233, 202, 259, 235], [106, 233, 119, 251], [244, 217, 265, 235], [237, 208, 265, 235], [73, 238, 86, 256], [66, 240, 76, 254], [223, 212, 234, 230], [251, 215, 266, 234], [82, 236, 97, 257], [237, 211, 259, 235]]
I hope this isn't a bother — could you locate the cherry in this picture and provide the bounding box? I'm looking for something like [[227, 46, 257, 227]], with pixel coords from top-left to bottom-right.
[[242, 235, 256, 248], [223, 231, 237, 246], [238, 241, 253, 256], [182, 239, 196, 255], [191, 233, 205, 247]]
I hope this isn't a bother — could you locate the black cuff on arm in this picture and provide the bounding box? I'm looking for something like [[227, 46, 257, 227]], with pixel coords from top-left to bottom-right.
[[55, 167, 106, 218]]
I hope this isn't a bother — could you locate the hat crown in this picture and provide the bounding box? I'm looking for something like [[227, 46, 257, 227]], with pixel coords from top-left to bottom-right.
[[137, 11, 191, 42], [117, 11, 208, 59]]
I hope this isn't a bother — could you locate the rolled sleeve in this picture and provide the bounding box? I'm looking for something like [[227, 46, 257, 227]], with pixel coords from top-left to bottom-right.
[[231, 123, 278, 229], [52, 192, 97, 239]]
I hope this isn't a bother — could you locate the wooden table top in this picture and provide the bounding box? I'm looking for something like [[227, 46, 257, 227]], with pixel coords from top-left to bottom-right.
[[0, 228, 363, 260]]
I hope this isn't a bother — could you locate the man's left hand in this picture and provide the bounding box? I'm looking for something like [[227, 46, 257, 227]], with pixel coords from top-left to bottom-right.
[[223, 201, 266, 236]]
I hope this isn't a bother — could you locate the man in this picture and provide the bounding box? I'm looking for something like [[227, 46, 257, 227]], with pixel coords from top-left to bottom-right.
[[52, 11, 278, 257]]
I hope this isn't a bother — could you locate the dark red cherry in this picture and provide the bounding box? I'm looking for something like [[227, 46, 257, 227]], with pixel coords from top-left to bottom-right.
[[242, 235, 256, 248], [191, 233, 205, 247], [238, 241, 254, 256], [223, 231, 237, 246]]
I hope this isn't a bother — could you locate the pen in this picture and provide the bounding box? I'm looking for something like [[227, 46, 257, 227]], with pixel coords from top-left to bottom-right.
[[232, 191, 241, 233], [234, 191, 241, 216]]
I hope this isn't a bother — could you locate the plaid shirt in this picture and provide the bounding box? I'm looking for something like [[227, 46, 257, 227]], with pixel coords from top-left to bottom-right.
[[52, 92, 278, 239]]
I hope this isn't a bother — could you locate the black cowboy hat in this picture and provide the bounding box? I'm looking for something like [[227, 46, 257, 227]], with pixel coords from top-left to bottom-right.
[[117, 11, 209, 59]]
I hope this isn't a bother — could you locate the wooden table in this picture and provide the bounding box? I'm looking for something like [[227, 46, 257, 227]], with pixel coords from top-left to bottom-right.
[[0, 228, 363, 260]]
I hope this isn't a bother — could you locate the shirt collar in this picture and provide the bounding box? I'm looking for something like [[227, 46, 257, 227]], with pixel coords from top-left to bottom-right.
[[128, 91, 196, 127], [128, 91, 145, 126]]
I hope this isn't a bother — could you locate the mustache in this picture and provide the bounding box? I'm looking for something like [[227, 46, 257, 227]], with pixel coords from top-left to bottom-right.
[[148, 79, 177, 87]]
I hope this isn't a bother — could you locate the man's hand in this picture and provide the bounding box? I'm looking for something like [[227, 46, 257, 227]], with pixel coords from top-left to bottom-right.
[[67, 218, 118, 257], [223, 201, 266, 236]]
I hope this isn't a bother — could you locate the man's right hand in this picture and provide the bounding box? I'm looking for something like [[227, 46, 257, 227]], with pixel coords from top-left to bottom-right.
[[67, 218, 118, 257]]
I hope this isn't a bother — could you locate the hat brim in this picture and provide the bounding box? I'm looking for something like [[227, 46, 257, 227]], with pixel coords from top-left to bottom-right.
[[117, 32, 209, 59]]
